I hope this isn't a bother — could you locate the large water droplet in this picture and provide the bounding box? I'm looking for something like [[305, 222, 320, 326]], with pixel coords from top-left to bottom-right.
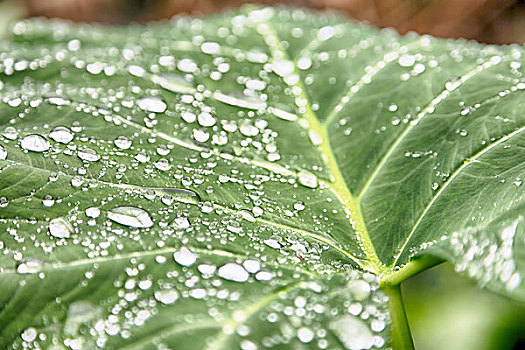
[[49, 217, 74, 238], [213, 92, 266, 110], [173, 247, 196, 266], [218, 263, 249, 282], [108, 206, 153, 228], [20, 134, 50, 152], [137, 96, 167, 113], [330, 316, 375, 350], [151, 73, 195, 94]]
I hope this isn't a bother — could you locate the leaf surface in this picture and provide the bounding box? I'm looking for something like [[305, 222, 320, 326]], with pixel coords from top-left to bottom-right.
[[0, 6, 524, 349]]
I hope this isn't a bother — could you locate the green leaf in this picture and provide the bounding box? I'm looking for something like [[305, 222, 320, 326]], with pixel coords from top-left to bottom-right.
[[0, 6, 523, 349]]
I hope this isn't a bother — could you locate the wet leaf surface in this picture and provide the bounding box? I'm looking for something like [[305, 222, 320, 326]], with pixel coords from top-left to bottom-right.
[[0, 6, 524, 349]]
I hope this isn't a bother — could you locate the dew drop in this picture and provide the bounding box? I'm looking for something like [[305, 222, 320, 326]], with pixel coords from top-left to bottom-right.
[[137, 96, 167, 113], [0, 145, 7, 160], [330, 316, 375, 350], [49, 217, 74, 238], [173, 247, 196, 266], [298, 170, 318, 188], [218, 263, 249, 282], [154, 289, 179, 305], [85, 207, 101, 218], [16, 259, 46, 274], [108, 206, 153, 228], [297, 327, 314, 343], [151, 74, 195, 94], [49, 126, 74, 144], [77, 148, 100, 162], [20, 134, 50, 152], [21, 327, 37, 342], [3, 126, 18, 140], [347, 280, 371, 300], [114, 136, 132, 150]]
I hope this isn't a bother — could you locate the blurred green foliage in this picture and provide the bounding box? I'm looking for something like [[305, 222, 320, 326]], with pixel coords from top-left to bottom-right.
[[404, 263, 525, 350]]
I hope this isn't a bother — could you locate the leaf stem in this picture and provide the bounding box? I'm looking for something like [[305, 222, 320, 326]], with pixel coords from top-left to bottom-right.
[[383, 283, 414, 350], [382, 255, 444, 286]]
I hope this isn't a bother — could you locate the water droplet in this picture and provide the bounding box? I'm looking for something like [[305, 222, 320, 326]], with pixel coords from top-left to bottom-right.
[[2, 126, 18, 140], [20, 134, 50, 152], [399, 54, 416, 67], [213, 92, 266, 110], [151, 73, 195, 94], [272, 59, 294, 77], [255, 271, 274, 281], [330, 316, 375, 350], [198, 112, 217, 127], [172, 217, 190, 230], [0, 145, 7, 160], [298, 170, 318, 188], [239, 123, 259, 137], [42, 195, 55, 207], [308, 130, 323, 146], [198, 264, 216, 275], [49, 217, 74, 238], [137, 96, 167, 113], [347, 280, 371, 300], [21, 327, 37, 342], [16, 259, 46, 274], [49, 126, 74, 144], [177, 58, 197, 73], [218, 263, 249, 282], [193, 129, 210, 142], [114, 136, 132, 150], [297, 327, 314, 343], [201, 42, 221, 54], [78, 148, 100, 162], [243, 259, 261, 273], [154, 159, 172, 171], [154, 289, 179, 305], [173, 247, 196, 266], [108, 206, 153, 228], [294, 201, 305, 211], [85, 207, 100, 218]]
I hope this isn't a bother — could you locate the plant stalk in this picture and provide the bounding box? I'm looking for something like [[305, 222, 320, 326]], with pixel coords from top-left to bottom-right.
[[383, 283, 414, 350]]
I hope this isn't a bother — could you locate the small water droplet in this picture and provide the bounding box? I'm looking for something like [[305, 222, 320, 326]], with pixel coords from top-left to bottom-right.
[[0, 145, 7, 160], [77, 148, 100, 162], [49, 126, 74, 144], [2, 126, 18, 140], [114, 136, 132, 150], [297, 327, 314, 343], [154, 289, 179, 305]]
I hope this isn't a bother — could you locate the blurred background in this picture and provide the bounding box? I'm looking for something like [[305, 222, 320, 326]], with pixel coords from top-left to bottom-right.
[[1, 0, 525, 349], [1, 0, 525, 43]]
